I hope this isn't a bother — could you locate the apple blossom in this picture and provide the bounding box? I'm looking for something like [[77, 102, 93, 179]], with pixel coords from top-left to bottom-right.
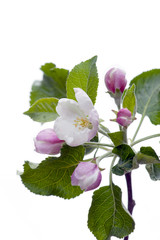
[[116, 108, 133, 127], [71, 162, 102, 191], [34, 128, 64, 154], [54, 88, 99, 147], [21, 57, 160, 240], [104, 68, 127, 94]]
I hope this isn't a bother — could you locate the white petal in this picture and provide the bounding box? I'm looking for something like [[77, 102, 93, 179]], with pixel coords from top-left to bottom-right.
[[54, 117, 89, 146], [56, 98, 84, 120], [74, 88, 93, 115], [80, 171, 99, 190]]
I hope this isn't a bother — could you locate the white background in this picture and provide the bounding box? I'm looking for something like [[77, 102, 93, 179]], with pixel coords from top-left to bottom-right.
[[1, 0, 160, 239]]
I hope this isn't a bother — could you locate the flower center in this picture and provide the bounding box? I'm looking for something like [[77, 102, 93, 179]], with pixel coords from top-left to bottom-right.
[[73, 117, 93, 130]]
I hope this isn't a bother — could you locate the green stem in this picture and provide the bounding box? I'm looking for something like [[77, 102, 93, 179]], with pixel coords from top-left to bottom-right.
[[85, 145, 111, 151], [83, 151, 113, 164], [99, 123, 110, 133], [123, 127, 128, 144], [116, 98, 122, 131], [109, 156, 117, 184], [98, 127, 110, 138], [131, 114, 145, 143], [131, 133, 160, 147], [84, 142, 114, 148], [96, 151, 113, 166], [98, 147, 111, 151]]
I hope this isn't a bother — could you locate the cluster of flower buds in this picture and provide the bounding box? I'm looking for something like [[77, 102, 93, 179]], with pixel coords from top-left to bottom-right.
[[33, 70, 135, 192]]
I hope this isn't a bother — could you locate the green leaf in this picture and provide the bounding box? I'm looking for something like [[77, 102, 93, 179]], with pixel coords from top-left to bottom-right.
[[139, 147, 160, 180], [30, 63, 69, 105], [24, 97, 59, 123], [20, 145, 84, 199], [135, 146, 160, 165], [140, 146, 159, 159], [146, 163, 160, 181], [130, 69, 160, 125], [88, 185, 135, 240], [108, 131, 124, 146], [123, 84, 137, 116], [112, 144, 135, 176], [66, 56, 99, 104]]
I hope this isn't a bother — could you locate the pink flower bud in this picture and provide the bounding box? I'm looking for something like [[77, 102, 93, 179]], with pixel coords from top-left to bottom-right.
[[34, 128, 64, 155], [104, 68, 127, 94], [71, 162, 102, 191], [116, 108, 133, 127]]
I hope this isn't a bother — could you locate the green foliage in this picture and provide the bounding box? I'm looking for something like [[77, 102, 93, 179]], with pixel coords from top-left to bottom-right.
[[133, 146, 160, 170], [146, 163, 160, 181], [20, 145, 84, 199], [140, 146, 159, 159], [108, 131, 124, 146], [138, 147, 160, 180], [134, 146, 160, 164], [66, 56, 99, 104], [24, 97, 59, 123], [123, 84, 137, 116], [30, 63, 69, 105], [88, 185, 135, 240], [112, 144, 135, 176], [130, 69, 160, 125]]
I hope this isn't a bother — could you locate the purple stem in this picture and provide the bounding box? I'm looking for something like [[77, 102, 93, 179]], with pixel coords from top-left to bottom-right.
[[124, 172, 135, 240]]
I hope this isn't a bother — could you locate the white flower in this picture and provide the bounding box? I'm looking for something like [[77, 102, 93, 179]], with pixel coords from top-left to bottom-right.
[[54, 88, 99, 146]]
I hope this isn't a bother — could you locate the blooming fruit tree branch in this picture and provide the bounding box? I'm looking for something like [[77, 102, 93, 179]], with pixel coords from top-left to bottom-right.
[[20, 56, 160, 240]]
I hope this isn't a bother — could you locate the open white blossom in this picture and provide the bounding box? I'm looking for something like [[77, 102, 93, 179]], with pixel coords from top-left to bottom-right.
[[54, 88, 99, 146]]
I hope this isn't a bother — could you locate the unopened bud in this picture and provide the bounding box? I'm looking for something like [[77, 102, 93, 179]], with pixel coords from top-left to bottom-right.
[[104, 68, 127, 94], [71, 162, 102, 191], [34, 128, 64, 155], [116, 108, 133, 127]]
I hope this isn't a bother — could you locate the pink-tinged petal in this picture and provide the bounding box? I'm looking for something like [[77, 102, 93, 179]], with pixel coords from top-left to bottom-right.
[[116, 117, 132, 127], [105, 68, 116, 93], [117, 108, 131, 118], [71, 162, 102, 191], [36, 128, 63, 144], [73, 162, 96, 177], [88, 109, 99, 141], [80, 171, 99, 190], [74, 88, 94, 115], [34, 140, 63, 155], [105, 68, 127, 94], [86, 171, 102, 191], [113, 69, 127, 93], [34, 128, 64, 155], [71, 172, 79, 186], [116, 108, 132, 127], [56, 98, 84, 120]]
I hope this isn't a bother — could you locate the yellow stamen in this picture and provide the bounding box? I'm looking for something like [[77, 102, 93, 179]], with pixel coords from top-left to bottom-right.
[[73, 117, 93, 130]]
